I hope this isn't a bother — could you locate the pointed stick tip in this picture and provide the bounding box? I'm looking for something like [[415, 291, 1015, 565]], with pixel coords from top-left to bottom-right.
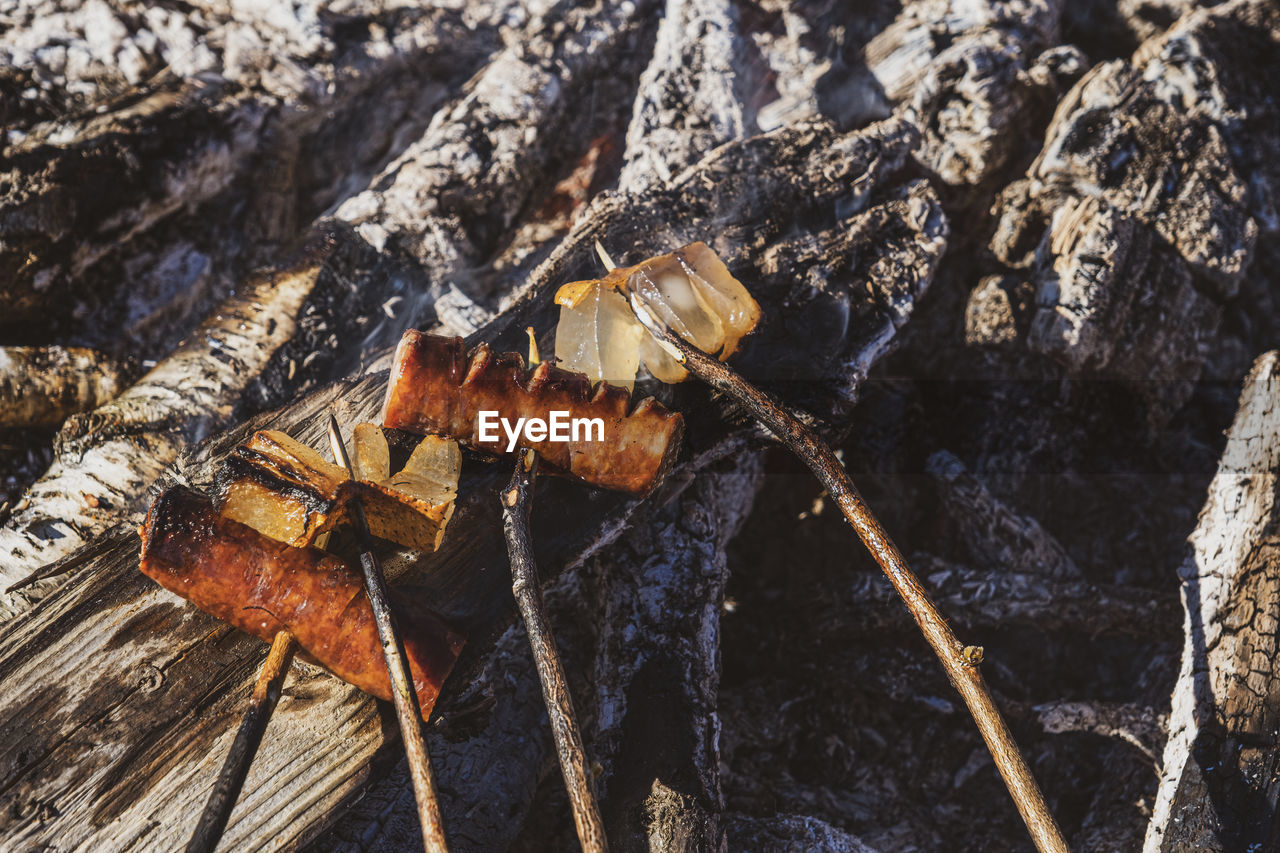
[[526, 327, 540, 366], [594, 240, 616, 271], [326, 415, 352, 474]]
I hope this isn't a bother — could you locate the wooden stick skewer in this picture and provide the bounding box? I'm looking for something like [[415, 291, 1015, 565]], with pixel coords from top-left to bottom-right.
[[625, 293, 1071, 853], [186, 631, 298, 853], [327, 415, 451, 853], [187, 522, 341, 851], [502, 449, 609, 853]]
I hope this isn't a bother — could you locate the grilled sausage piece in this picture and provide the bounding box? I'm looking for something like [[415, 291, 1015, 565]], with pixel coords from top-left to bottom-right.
[[139, 486, 464, 718], [381, 331, 684, 495]]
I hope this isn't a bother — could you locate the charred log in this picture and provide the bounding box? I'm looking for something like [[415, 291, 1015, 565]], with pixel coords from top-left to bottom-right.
[[1144, 351, 1280, 852], [973, 0, 1279, 426]]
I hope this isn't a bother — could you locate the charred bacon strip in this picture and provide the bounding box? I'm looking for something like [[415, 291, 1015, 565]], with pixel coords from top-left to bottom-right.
[[382, 332, 683, 496], [139, 486, 464, 719]]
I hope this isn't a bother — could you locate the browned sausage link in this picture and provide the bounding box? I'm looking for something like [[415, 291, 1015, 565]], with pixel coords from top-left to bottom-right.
[[139, 486, 464, 718], [381, 332, 684, 495]]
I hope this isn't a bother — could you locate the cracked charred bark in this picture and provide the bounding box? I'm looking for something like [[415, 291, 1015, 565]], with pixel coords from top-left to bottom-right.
[[4, 1, 1280, 851], [972, 0, 1278, 427], [1144, 351, 1280, 853]]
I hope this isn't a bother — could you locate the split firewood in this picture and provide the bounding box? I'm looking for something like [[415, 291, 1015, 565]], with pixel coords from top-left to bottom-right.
[[906, 37, 1085, 186], [0, 346, 132, 429], [615, 0, 745, 195], [725, 813, 880, 853], [1034, 701, 1164, 765], [0, 1, 521, 338], [926, 450, 1082, 581], [865, 0, 1061, 105], [844, 553, 1179, 639], [864, 0, 1078, 185], [0, 249, 331, 603], [1144, 351, 1280, 852], [333, 0, 660, 277]]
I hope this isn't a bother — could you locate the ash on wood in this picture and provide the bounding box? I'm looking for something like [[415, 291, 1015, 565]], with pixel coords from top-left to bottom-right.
[[4, 0, 1280, 851]]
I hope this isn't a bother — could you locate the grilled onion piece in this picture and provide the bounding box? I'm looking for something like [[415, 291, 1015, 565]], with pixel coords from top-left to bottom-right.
[[554, 241, 761, 387], [140, 486, 463, 718], [217, 427, 459, 552]]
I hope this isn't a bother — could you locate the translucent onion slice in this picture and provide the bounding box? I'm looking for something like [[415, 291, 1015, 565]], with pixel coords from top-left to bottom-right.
[[628, 261, 724, 353], [554, 283, 644, 391], [353, 423, 391, 482], [638, 331, 688, 383], [221, 479, 311, 545], [677, 242, 760, 357], [387, 435, 462, 506]]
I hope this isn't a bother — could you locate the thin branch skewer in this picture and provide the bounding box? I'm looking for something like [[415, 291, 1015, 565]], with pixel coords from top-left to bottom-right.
[[186, 631, 298, 853], [502, 450, 609, 853], [327, 415, 451, 853], [626, 294, 1070, 853], [188, 524, 340, 850]]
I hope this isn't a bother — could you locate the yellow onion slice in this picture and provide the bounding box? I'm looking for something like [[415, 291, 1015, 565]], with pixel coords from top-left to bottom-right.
[[676, 242, 760, 358], [637, 331, 688, 383], [628, 259, 724, 354], [353, 422, 391, 482], [552, 242, 760, 389], [554, 281, 644, 391], [220, 479, 311, 545], [388, 435, 462, 506]]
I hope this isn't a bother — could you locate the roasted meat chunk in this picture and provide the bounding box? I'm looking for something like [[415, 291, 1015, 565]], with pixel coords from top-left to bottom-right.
[[139, 486, 464, 718], [381, 332, 683, 496]]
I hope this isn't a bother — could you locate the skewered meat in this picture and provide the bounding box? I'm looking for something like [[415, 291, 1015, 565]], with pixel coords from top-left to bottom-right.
[[381, 332, 683, 496], [554, 241, 761, 388], [139, 486, 464, 718], [216, 427, 459, 552]]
